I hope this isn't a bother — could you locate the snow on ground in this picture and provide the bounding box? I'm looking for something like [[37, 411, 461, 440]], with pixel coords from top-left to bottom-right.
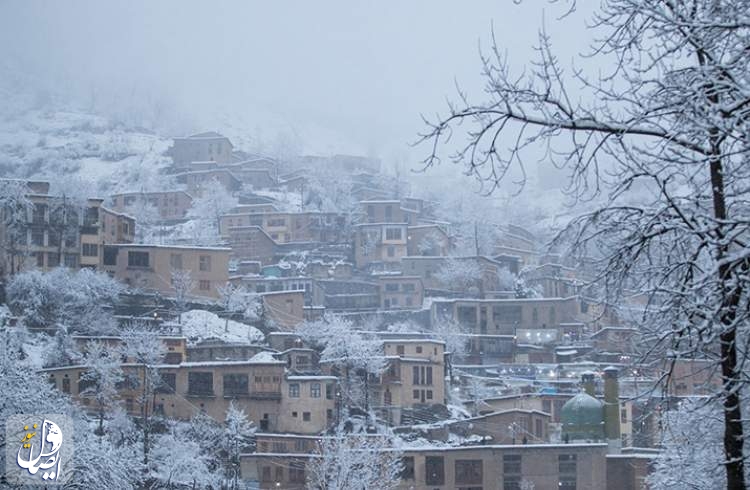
[[179, 309, 264, 345]]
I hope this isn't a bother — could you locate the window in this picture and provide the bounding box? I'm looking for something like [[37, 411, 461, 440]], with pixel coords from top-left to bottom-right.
[[302, 412, 311, 421], [397, 345, 405, 355], [550, 307, 556, 324], [387, 245, 395, 257], [310, 383, 321, 398], [425, 456, 445, 486], [63, 253, 77, 268], [413, 366, 433, 386], [426, 390, 433, 400], [31, 229, 44, 246], [128, 251, 149, 268], [413, 389, 420, 400], [32, 203, 46, 224], [455, 460, 483, 485], [503, 454, 522, 490], [155, 373, 176, 394], [82, 243, 98, 257], [493, 305, 523, 324], [401, 456, 415, 480], [47, 253, 60, 267], [385, 205, 393, 220], [187, 372, 214, 396], [275, 466, 284, 482], [559, 454, 577, 490], [199, 255, 211, 272], [223, 374, 249, 396], [416, 346, 423, 354], [385, 283, 399, 292], [261, 466, 271, 482], [289, 383, 300, 397], [267, 218, 286, 227], [34, 252, 44, 267], [170, 253, 183, 269], [326, 383, 333, 399], [289, 462, 305, 483], [62, 376, 71, 394], [621, 408, 628, 423], [403, 283, 415, 292], [199, 280, 211, 291], [102, 246, 118, 266], [367, 205, 374, 220], [385, 227, 402, 240], [48, 231, 61, 248]]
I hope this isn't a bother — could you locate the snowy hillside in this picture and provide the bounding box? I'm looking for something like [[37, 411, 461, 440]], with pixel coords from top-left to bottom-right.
[[179, 309, 264, 345], [0, 108, 173, 196]]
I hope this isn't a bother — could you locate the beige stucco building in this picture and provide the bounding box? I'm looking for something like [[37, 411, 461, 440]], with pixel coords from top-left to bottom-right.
[[101, 244, 230, 298]]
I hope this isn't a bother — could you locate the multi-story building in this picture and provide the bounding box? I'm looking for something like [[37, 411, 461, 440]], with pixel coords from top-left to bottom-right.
[[109, 190, 194, 220], [167, 131, 234, 167], [0, 180, 135, 277], [241, 443, 608, 489], [377, 275, 424, 310], [401, 255, 507, 294], [227, 226, 279, 266], [43, 356, 336, 435], [406, 224, 451, 256], [101, 244, 230, 298], [175, 169, 242, 195], [219, 211, 345, 243], [360, 200, 419, 225], [375, 339, 447, 425], [354, 223, 408, 270]]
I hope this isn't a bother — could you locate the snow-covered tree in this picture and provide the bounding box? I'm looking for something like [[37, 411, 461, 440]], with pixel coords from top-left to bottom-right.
[[79, 340, 124, 436], [417, 230, 447, 256], [187, 177, 238, 241], [431, 317, 468, 359], [648, 399, 750, 489], [147, 432, 220, 489], [0, 179, 32, 277], [218, 282, 262, 331], [123, 196, 160, 243], [420, 2, 750, 486], [170, 268, 194, 324], [434, 257, 483, 295], [222, 401, 256, 489], [7, 267, 123, 332], [120, 327, 166, 466], [306, 429, 403, 490], [299, 315, 386, 412]]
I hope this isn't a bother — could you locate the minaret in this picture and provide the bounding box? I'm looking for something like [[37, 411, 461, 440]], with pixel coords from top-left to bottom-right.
[[603, 366, 621, 451]]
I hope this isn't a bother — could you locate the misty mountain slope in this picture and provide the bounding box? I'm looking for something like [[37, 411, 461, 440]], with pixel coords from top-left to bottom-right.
[[0, 108, 172, 195]]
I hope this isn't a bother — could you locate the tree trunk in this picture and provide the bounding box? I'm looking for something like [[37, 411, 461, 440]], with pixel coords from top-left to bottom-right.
[[709, 152, 746, 490]]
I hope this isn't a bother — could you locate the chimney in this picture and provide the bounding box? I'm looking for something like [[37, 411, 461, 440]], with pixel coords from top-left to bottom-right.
[[581, 371, 596, 397], [603, 366, 621, 445]]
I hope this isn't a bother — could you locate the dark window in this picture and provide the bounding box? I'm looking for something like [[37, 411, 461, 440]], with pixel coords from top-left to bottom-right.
[[559, 454, 577, 490], [82, 243, 98, 257], [223, 373, 249, 397], [63, 253, 78, 268], [400, 456, 415, 480], [326, 383, 333, 399], [289, 383, 300, 397], [47, 253, 60, 267], [303, 412, 311, 421], [128, 251, 149, 268], [31, 229, 45, 246], [425, 456, 445, 486], [78, 371, 95, 393], [275, 466, 283, 482], [32, 203, 46, 224], [455, 459, 483, 485], [261, 466, 271, 482], [397, 345, 405, 355], [310, 383, 321, 398], [62, 376, 71, 394], [289, 462, 305, 483], [503, 454, 522, 490], [34, 252, 44, 267], [103, 246, 118, 266], [199, 255, 211, 271], [187, 372, 214, 396], [385, 283, 399, 292], [155, 373, 176, 393]]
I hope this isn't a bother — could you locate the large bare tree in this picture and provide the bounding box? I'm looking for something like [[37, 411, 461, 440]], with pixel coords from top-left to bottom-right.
[[420, 2, 750, 488]]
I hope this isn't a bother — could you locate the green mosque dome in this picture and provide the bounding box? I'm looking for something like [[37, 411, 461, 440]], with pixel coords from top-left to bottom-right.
[[561, 391, 605, 441]]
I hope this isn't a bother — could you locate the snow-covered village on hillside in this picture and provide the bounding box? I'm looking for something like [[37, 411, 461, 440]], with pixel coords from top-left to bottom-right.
[[2, 2, 749, 490]]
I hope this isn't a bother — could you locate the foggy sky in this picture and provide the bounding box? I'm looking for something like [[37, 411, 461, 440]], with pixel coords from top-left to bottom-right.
[[0, 1, 592, 161]]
